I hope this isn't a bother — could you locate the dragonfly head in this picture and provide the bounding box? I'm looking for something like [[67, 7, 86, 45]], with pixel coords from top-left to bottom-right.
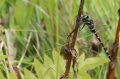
[[83, 15, 89, 21]]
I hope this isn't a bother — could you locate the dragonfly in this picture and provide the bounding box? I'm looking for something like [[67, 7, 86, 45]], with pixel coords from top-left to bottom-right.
[[68, 15, 112, 61]]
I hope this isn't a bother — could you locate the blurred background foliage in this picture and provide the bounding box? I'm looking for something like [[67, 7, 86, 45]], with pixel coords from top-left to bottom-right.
[[0, 0, 120, 79]]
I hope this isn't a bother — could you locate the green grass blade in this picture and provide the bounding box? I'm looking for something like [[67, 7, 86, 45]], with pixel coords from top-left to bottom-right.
[[0, 0, 5, 9]]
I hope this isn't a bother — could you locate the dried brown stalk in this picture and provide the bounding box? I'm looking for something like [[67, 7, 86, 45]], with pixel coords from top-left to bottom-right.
[[107, 9, 120, 79], [64, 0, 84, 77]]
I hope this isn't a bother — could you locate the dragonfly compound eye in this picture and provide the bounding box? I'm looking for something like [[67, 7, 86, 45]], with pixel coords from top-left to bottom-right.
[[83, 15, 89, 20]]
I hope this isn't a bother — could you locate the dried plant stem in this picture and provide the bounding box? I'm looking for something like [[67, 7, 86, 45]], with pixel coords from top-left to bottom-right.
[[17, 32, 32, 68], [107, 9, 120, 79], [1, 37, 14, 72], [64, 0, 84, 77]]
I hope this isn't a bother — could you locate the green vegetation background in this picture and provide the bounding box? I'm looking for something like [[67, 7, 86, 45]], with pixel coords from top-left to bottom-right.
[[0, 0, 120, 79]]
